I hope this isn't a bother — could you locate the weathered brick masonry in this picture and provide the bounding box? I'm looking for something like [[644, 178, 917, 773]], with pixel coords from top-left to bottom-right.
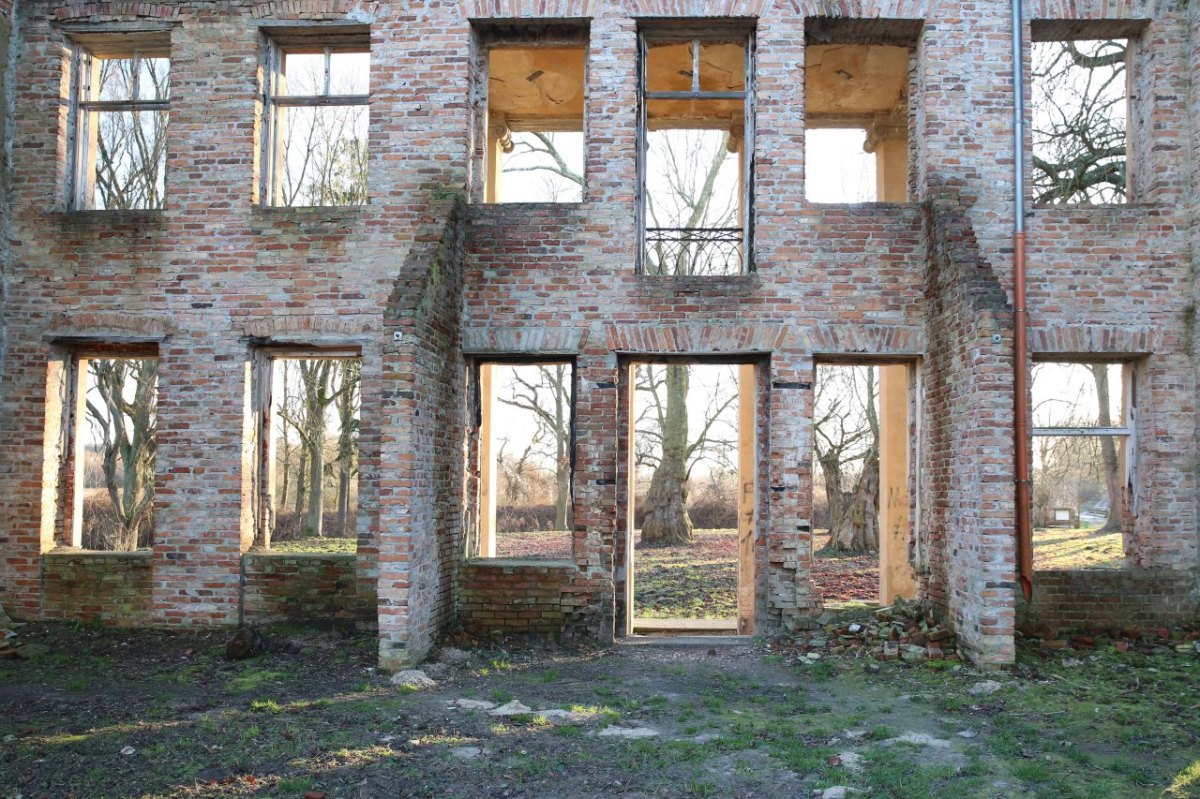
[[241, 552, 375, 626], [0, 0, 1197, 669]]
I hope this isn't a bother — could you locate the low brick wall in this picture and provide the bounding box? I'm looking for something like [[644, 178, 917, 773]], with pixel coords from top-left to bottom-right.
[[41, 550, 153, 626], [241, 552, 373, 626], [459, 559, 576, 637], [1018, 569, 1198, 632]]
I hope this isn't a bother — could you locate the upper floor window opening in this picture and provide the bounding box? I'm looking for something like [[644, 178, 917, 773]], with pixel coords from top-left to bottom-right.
[[1030, 33, 1129, 205], [68, 33, 171, 210], [262, 31, 370, 207], [638, 27, 754, 276], [803, 18, 920, 203], [476, 24, 588, 203]]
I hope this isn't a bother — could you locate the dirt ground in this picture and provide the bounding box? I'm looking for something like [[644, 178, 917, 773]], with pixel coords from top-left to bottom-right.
[[2, 623, 1198, 799]]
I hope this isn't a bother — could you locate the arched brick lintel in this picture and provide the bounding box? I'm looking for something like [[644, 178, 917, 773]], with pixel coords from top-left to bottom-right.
[[800, 324, 925, 357], [778, 0, 937, 19], [45, 313, 175, 343], [52, 2, 179, 21], [463, 326, 588, 355], [1028, 325, 1156, 357], [606, 323, 789, 355], [251, 0, 379, 20], [241, 315, 372, 345]]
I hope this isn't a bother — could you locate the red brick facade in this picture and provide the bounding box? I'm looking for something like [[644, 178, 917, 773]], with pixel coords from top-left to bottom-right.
[[0, 0, 1197, 669]]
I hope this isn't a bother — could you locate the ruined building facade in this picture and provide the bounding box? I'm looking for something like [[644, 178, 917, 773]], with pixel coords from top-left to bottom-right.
[[0, 0, 1198, 669]]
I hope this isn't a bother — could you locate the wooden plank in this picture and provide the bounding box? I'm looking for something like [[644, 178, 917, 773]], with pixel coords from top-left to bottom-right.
[[632, 618, 738, 632]]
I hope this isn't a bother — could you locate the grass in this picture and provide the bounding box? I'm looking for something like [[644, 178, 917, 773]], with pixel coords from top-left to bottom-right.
[[2, 623, 1199, 798], [1032, 526, 1125, 569], [267, 536, 357, 554], [633, 529, 738, 619]]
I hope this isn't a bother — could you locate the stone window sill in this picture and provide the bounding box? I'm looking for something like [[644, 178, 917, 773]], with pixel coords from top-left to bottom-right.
[[465, 557, 576, 569], [44, 547, 152, 559]]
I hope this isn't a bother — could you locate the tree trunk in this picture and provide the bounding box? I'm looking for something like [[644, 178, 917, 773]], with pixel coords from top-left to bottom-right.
[[553, 365, 569, 530], [1089, 365, 1124, 534], [818, 451, 846, 538], [641, 365, 693, 546], [305, 432, 325, 537], [294, 447, 308, 521], [830, 452, 880, 552], [336, 468, 350, 535]]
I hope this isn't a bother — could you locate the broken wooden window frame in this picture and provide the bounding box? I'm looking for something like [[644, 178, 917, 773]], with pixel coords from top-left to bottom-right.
[[251, 346, 362, 550], [260, 29, 371, 207], [65, 30, 172, 211], [636, 24, 756, 275], [472, 358, 578, 561]]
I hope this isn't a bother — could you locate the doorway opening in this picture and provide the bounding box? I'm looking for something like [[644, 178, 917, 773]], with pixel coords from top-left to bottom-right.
[[626, 361, 756, 635], [812, 362, 917, 607]]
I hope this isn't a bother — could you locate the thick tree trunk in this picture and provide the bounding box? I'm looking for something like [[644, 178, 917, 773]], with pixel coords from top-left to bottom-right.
[[305, 435, 325, 537], [830, 453, 880, 552], [642, 365, 693, 546]]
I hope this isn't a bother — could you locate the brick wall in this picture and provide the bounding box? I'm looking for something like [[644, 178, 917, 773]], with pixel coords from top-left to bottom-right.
[[459, 560, 575, 638], [1018, 570, 1199, 631], [0, 0, 1197, 670], [921, 195, 1017, 668], [42, 551, 153, 626], [241, 553, 373, 626]]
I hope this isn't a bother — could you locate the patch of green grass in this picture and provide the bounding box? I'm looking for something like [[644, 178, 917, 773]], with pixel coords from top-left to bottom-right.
[[250, 698, 285, 714], [227, 668, 286, 694], [269, 537, 356, 554]]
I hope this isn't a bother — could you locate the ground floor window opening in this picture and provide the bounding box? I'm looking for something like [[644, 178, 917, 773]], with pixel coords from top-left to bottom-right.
[[264, 353, 361, 554], [1031, 361, 1134, 571], [477, 361, 575, 560], [812, 362, 915, 607], [71, 352, 159, 551], [627, 362, 755, 635]]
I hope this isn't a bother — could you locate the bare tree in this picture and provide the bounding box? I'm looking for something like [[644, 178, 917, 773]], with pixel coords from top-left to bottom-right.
[[1031, 39, 1127, 204], [276, 359, 358, 538], [92, 57, 169, 210], [84, 358, 157, 550], [333, 359, 361, 535], [496, 364, 572, 529], [1088, 364, 1125, 534], [813, 365, 879, 553], [635, 364, 739, 546]]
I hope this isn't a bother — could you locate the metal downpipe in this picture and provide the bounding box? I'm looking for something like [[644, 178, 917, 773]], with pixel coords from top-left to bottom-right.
[[1012, 0, 1034, 601]]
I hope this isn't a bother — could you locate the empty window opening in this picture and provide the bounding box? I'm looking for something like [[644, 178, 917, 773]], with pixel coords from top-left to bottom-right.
[[68, 35, 170, 210], [1031, 37, 1128, 204], [804, 20, 917, 203], [262, 33, 370, 207], [805, 128, 877, 203], [477, 362, 575, 559], [639, 30, 753, 275], [1031, 362, 1134, 570], [482, 33, 586, 203], [68, 354, 158, 551], [812, 363, 915, 606], [263, 355, 361, 552], [628, 363, 755, 635]]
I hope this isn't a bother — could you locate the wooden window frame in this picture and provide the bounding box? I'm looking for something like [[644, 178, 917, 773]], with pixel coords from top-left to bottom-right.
[[636, 25, 756, 275], [260, 36, 371, 207]]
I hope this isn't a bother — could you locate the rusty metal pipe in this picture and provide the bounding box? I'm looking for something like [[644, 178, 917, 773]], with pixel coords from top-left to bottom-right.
[[1012, 0, 1034, 601]]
